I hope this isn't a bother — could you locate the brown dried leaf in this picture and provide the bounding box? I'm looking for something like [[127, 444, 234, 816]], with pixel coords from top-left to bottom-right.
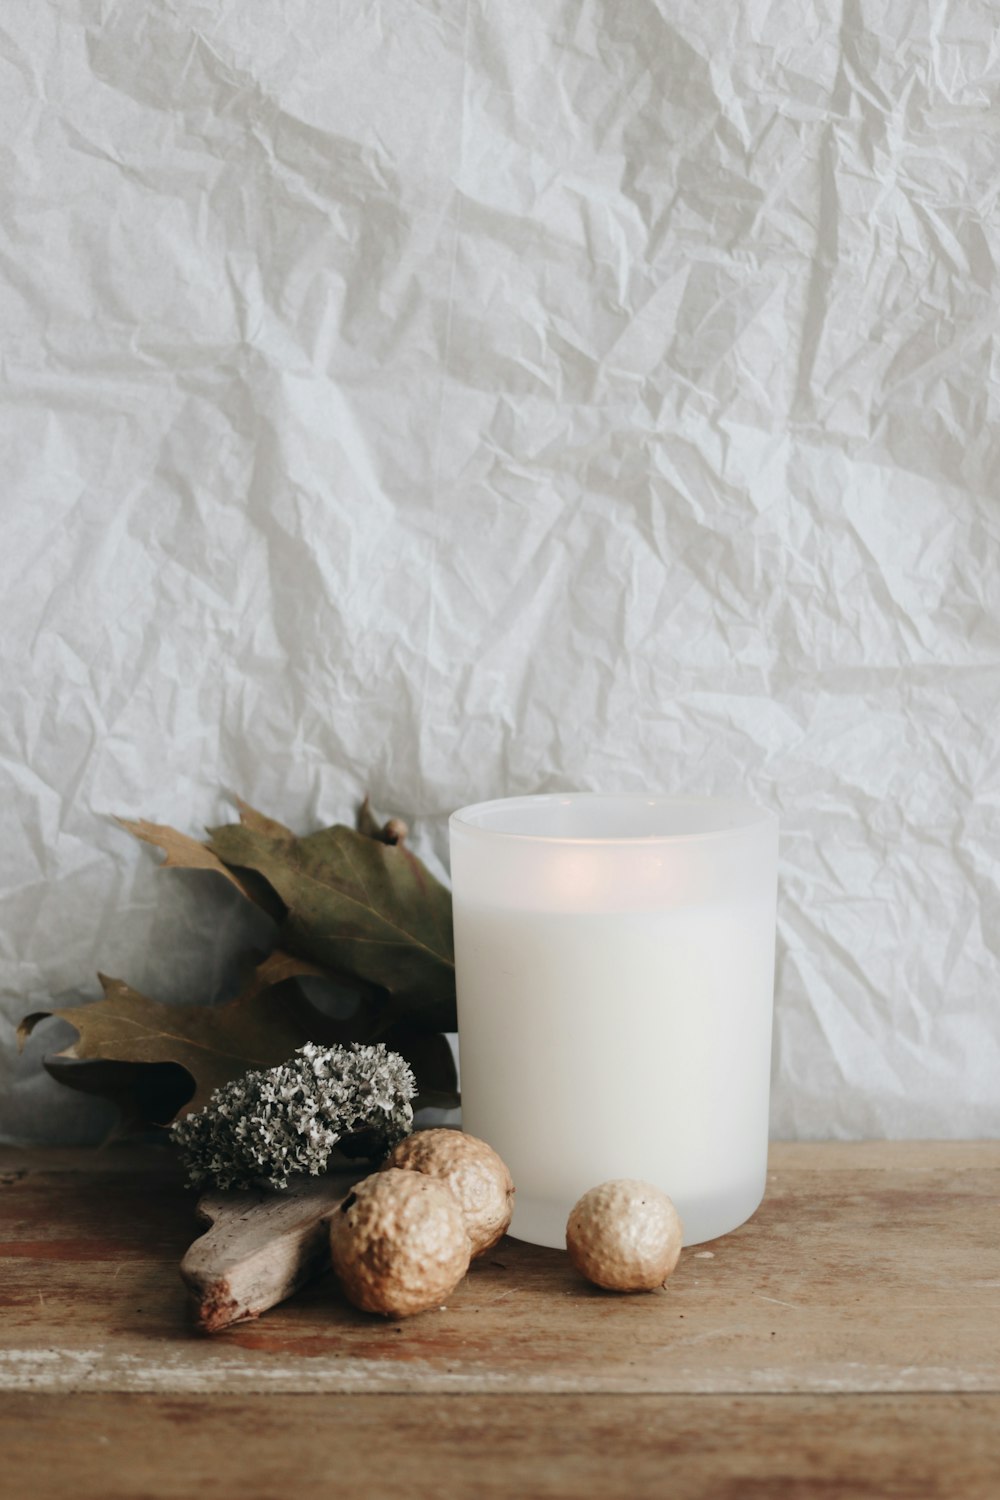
[[207, 817, 455, 1032], [357, 795, 408, 845], [355, 795, 383, 841], [234, 799, 295, 842], [116, 818, 255, 902], [42, 1058, 196, 1136], [20, 953, 459, 1128], [19, 956, 327, 1121], [35, 800, 462, 1128]]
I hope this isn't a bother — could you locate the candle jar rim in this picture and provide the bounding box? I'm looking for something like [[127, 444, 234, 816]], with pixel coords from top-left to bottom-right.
[[450, 792, 776, 846]]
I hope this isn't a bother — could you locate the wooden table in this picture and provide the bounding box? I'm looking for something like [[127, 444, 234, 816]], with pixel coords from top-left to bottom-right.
[[2, 1142, 998, 1498]]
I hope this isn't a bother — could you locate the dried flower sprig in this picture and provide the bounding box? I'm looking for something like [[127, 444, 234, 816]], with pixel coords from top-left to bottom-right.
[[171, 1041, 416, 1190]]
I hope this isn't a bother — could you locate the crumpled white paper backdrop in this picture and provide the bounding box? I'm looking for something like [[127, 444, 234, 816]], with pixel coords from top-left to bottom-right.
[[2, 1, 998, 1145]]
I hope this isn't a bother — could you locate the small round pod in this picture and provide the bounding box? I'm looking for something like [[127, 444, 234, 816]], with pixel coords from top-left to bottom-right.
[[385, 1128, 515, 1257], [330, 1168, 471, 1317], [566, 1179, 684, 1292]]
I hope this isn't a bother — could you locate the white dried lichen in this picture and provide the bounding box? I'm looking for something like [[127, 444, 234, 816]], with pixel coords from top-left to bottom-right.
[[171, 1042, 417, 1190]]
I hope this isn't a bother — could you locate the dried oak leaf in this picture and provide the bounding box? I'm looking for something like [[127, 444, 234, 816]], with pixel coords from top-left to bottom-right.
[[41, 1058, 196, 1137], [209, 820, 455, 1031], [122, 800, 456, 1035], [19, 954, 333, 1126], [19, 957, 458, 1129], [356, 794, 408, 845], [23, 800, 460, 1130], [117, 811, 285, 923]]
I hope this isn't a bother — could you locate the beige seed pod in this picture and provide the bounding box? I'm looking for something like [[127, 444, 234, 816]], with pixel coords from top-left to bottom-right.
[[330, 1168, 471, 1317], [385, 1128, 515, 1257], [566, 1179, 684, 1292]]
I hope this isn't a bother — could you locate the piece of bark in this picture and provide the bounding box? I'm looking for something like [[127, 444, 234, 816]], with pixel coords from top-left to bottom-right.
[[180, 1173, 359, 1333]]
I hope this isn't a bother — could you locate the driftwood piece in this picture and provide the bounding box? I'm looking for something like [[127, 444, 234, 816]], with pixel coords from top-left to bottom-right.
[[180, 1173, 359, 1332]]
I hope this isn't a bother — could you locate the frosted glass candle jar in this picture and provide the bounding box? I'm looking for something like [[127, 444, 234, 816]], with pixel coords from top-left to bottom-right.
[[449, 794, 779, 1248]]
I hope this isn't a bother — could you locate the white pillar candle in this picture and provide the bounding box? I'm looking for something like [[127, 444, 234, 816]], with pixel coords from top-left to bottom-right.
[[449, 794, 778, 1248]]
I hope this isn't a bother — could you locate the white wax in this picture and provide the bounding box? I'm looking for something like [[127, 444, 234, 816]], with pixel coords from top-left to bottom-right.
[[454, 897, 776, 1247]]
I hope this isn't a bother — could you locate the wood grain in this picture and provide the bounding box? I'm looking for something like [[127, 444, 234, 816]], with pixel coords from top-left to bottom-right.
[[2, 1143, 998, 1500], [0, 1143, 997, 1395], [2, 1392, 998, 1500]]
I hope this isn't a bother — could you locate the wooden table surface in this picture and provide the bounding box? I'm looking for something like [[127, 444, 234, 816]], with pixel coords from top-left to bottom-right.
[[1, 1141, 998, 1498]]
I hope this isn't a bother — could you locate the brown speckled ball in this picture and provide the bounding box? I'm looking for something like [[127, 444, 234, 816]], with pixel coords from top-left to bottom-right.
[[566, 1180, 684, 1291], [385, 1128, 515, 1257], [330, 1169, 471, 1317]]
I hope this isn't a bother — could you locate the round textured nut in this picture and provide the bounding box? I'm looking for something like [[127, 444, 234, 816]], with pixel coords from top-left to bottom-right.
[[330, 1169, 471, 1317], [385, 1128, 515, 1257], [566, 1180, 684, 1292]]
